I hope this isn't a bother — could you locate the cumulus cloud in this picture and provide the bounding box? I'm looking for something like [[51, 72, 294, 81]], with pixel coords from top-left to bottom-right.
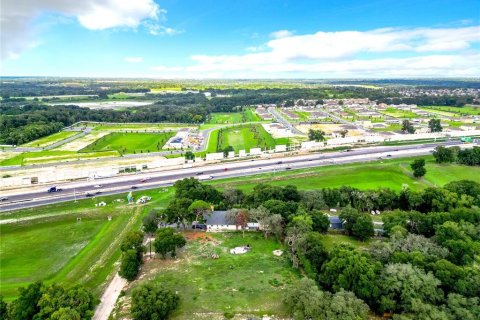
[[152, 26, 480, 78], [1, 0, 177, 60], [124, 56, 143, 63]]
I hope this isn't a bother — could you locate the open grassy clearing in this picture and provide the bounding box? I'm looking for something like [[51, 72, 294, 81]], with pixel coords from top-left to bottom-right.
[[421, 105, 480, 116], [0, 189, 175, 300], [80, 132, 175, 155], [0, 150, 119, 166], [209, 157, 479, 192], [293, 111, 310, 121], [21, 131, 78, 148], [207, 113, 244, 124], [381, 108, 418, 119], [244, 108, 262, 122], [217, 124, 276, 152], [123, 232, 299, 319], [418, 107, 460, 118]]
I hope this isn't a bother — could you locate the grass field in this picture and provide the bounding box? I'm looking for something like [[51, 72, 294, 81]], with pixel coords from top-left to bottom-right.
[[0, 150, 119, 166], [0, 189, 174, 300], [123, 232, 299, 319], [21, 131, 78, 148], [421, 105, 480, 116], [382, 108, 418, 119], [294, 111, 310, 121], [91, 123, 193, 131], [244, 108, 262, 122], [217, 124, 276, 152], [80, 132, 175, 154], [209, 157, 480, 192], [207, 113, 244, 124]]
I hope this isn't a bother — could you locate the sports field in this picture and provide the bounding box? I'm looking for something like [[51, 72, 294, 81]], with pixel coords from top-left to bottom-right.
[[216, 124, 276, 152], [80, 132, 175, 154], [21, 131, 78, 148]]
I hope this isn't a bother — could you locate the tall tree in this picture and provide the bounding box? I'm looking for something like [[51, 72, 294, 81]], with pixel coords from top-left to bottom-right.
[[410, 159, 426, 178], [131, 284, 179, 320], [428, 118, 443, 132]]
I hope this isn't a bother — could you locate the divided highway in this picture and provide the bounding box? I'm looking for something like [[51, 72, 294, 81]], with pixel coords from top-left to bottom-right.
[[0, 141, 469, 212]]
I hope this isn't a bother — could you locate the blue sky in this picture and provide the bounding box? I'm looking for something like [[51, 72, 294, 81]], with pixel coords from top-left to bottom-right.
[[1, 0, 479, 78]]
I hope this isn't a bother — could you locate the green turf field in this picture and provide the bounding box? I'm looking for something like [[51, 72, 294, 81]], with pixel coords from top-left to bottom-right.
[[80, 132, 175, 154], [21, 131, 78, 148], [244, 109, 262, 122], [217, 124, 276, 152]]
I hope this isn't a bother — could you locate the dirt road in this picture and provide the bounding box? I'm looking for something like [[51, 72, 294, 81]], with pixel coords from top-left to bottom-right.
[[92, 273, 127, 320]]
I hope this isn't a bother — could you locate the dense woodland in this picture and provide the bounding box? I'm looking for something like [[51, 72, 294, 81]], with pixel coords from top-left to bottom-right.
[[129, 177, 480, 320], [1, 81, 477, 145]]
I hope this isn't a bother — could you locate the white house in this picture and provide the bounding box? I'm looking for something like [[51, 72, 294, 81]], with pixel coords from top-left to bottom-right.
[[205, 211, 259, 232]]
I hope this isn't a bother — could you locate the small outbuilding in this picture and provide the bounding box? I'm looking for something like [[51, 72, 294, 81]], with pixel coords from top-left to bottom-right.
[[328, 216, 343, 230]]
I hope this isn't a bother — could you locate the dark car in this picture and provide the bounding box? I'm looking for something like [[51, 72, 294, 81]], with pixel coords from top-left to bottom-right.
[[0, 196, 8, 201], [277, 161, 283, 164], [192, 224, 207, 230], [286, 167, 292, 170], [196, 172, 204, 175], [85, 193, 94, 197], [131, 186, 138, 189]]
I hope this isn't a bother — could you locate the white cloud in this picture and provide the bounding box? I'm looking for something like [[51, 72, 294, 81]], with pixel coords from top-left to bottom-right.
[[124, 56, 143, 63], [1, 0, 176, 60], [152, 25, 480, 78], [270, 29, 294, 39]]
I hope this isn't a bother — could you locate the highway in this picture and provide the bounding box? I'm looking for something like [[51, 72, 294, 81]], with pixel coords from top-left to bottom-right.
[[0, 140, 470, 212]]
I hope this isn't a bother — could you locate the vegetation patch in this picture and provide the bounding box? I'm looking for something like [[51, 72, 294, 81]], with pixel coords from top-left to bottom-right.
[[21, 131, 78, 148], [216, 124, 276, 152], [80, 132, 175, 155]]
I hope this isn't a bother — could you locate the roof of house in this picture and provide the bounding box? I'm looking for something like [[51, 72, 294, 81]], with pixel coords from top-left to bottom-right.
[[205, 211, 229, 225], [328, 216, 343, 224]]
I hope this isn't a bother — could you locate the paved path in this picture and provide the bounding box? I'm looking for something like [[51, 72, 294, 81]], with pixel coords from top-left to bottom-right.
[[92, 273, 127, 320], [267, 107, 303, 135]]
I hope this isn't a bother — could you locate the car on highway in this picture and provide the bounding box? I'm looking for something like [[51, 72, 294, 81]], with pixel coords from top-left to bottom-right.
[[131, 186, 138, 189], [95, 190, 102, 194], [196, 172, 204, 175], [386, 154, 392, 157], [85, 193, 94, 197], [277, 161, 283, 164], [224, 168, 229, 171], [285, 167, 292, 170], [47, 186, 62, 193], [0, 196, 8, 201], [140, 178, 149, 183], [94, 184, 102, 188]]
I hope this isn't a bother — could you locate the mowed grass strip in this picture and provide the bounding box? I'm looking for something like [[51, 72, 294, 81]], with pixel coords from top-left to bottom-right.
[[207, 113, 243, 124], [0, 150, 119, 166], [21, 131, 78, 148], [80, 132, 175, 154], [218, 124, 276, 152], [133, 232, 299, 319]]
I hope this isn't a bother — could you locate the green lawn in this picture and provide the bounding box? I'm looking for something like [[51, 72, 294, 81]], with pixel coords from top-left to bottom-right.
[[91, 123, 192, 131], [244, 109, 262, 122], [207, 113, 244, 124], [217, 124, 276, 152], [382, 108, 418, 119], [210, 158, 479, 192], [80, 132, 175, 154], [0, 150, 119, 166], [125, 232, 299, 319], [21, 131, 78, 148], [294, 111, 310, 121], [421, 105, 480, 116]]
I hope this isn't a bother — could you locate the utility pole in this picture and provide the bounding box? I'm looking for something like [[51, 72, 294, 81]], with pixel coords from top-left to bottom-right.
[[74, 188, 77, 203]]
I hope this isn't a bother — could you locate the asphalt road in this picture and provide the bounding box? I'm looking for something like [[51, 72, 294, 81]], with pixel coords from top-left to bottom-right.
[[0, 140, 467, 212]]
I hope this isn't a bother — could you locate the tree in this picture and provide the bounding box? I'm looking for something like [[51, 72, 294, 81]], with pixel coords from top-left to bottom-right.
[[285, 215, 313, 268], [222, 145, 234, 157], [184, 151, 195, 161], [222, 188, 244, 208], [0, 296, 8, 320], [308, 129, 326, 142], [7, 281, 43, 320], [300, 190, 326, 211], [263, 199, 298, 221], [188, 200, 211, 225], [310, 210, 330, 233], [304, 232, 329, 276], [143, 210, 160, 234], [339, 206, 360, 236], [320, 245, 381, 306], [433, 146, 455, 163], [379, 263, 443, 314], [250, 206, 283, 239], [121, 231, 144, 260], [50, 308, 81, 320], [410, 158, 426, 178], [164, 197, 193, 229], [35, 284, 96, 320], [153, 228, 186, 258], [340, 129, 348, 138], [428, 118, 443, 132], [351, 214, 374, 241], [120, 249, 142, 281], [226, 209, 250, 237], [131, 284, 179, 320], [284, 278, 369, 320], [402, 120, 415, 134]]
